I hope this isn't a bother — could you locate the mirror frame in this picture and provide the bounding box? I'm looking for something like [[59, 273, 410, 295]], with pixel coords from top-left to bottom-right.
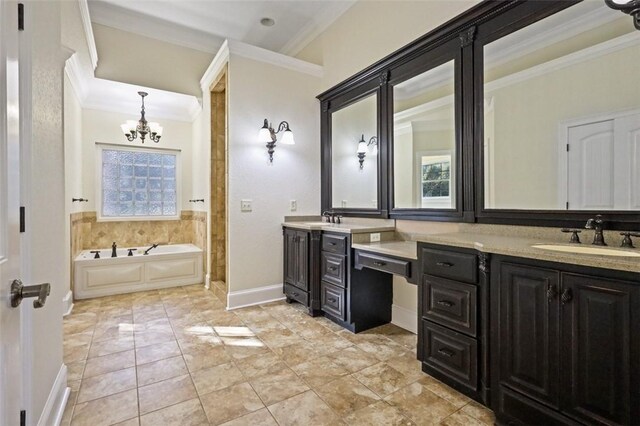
[[320, 79, 388, 217], [318, 0, 640, 230]]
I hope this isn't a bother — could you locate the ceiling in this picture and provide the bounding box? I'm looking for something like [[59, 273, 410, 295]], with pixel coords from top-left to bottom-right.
[[88, 0, 355, 55]]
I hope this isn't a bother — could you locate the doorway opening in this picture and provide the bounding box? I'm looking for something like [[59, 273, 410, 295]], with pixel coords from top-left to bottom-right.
[[209, 67, 227, 303]]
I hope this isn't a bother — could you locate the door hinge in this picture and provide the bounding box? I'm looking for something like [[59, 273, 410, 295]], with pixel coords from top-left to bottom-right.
[[566, 201, 569, 210], [566, 144, 570, 152], [20, 206, 25, 232], [20, 410, 26, 426], [18, 3, 24, 31]]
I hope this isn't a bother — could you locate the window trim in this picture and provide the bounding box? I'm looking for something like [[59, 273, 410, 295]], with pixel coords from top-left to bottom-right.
[[95, 143, 182, 222], [416, 150, 454, 209]]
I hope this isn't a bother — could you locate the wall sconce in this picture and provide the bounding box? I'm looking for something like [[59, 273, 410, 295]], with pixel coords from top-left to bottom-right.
[[356, 134, 378, 169], [258, 118, 295, 163], [605, 0, 640, 29]]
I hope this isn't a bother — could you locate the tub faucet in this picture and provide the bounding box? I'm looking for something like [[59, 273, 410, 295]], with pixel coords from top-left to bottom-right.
[[144, 243, 159, 255], [585, 215, 607, 246], [111, 242, 117, 258]]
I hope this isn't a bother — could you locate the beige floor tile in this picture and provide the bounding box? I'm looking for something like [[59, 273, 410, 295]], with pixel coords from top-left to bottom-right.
[[67, 361, 86, 382], [386, 352, 425, 383], [354, 362, 413, 397], [290, 356, 349, 388], [223, 341, 272, 360], [135, 340, 181, 365], [234, 352, 283, 379], [259, 328, 305, 349], [64, 343, 91, 364], [83, 350, 135, 379], [357, 338, 408, 361], [183, 345, 232, 372], [134, 330, 175, 348], [139, 398, 208, 426], [92, 323, 134, 343], [384, 381, 459, 425], [77, 367, 137, 403], [60, 390, 78, 426], [138, 373, 198, 415], [136, 355, 188, 386], [267, 390, 342, 426], [64, 332, 94, 348], [112, 418, 139, 426], [200, 382, 264, 425], [272, 341, 322, 366], [459, 400, 496, 425], [191, 362, 245, 395], [418, 375, 471, 408], [343, 400, 416, 426], [315, 375, 380, 416], [88, 337, 135, 358], [325, 345, 380, 373], [306, 332, 353, 353], [72, 389, 138, 426], [218, 408, 278, 426], [441, 411, 487, 426], [249, 364, 309, 405]]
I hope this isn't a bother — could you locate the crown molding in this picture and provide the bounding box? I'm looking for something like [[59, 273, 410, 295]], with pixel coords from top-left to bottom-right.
[[227, 39, 323, 78], [78, 0, 98, 70], [65, 53, 89, 102], [200, 40, 230, 93], [89, 1, 222, 54], [279, 0, 356, 57]]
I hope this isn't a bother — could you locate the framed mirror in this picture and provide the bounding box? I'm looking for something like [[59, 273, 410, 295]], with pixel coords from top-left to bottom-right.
[[475, 0, 640, 228], [389, 39, 466, 220], [320, 79, 387, 217]]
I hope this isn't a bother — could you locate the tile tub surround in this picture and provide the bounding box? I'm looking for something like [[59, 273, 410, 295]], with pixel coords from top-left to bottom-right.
[[61, 285, 495, 426]]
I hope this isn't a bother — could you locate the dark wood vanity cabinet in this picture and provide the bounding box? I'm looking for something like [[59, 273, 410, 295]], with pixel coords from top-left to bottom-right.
[[418, 243, 489, 404], [492, 256, 640, 426], [283, 228, 322, 315]]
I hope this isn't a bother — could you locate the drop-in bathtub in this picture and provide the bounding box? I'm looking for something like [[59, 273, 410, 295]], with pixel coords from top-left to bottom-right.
[[73, 243, 203, 299]]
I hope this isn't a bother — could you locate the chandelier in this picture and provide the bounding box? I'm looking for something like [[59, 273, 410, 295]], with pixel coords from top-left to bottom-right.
[[120, 91, 163, 143]]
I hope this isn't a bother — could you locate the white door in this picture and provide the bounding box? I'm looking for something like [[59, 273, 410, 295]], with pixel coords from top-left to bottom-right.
[[567, 113, 640, 210], [0, 1, 24, 425]]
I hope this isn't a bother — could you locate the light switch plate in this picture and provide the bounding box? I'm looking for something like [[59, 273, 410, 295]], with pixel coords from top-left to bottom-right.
[[290, 200, 297, 211], [370, 233, 381, 242], [241, 199, 252, 212], [341, 200, 347, 207]]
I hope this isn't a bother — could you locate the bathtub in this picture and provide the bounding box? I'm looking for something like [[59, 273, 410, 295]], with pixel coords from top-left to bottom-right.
[[73, 243, 203, 299]]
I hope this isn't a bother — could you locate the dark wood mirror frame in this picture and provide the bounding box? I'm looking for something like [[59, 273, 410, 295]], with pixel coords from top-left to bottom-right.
[[318, 0, 640, 230]]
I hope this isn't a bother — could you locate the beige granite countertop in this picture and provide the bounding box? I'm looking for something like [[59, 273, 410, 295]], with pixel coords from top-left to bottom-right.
[[282, 217, 396, 234], [417, 232, 640, 274], [352, 241, 418, 260]]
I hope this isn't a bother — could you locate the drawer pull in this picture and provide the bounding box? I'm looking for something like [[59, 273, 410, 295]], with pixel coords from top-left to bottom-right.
[[436, 300, 454, 308], [327, 297, 337, 303], [373, 261, 387, 267], [328, 266, 338, 271], [436, 262, 453, 268], [328, 242, 337, 246], [437, 348, 455, 358], [292, 292, 299, 297]]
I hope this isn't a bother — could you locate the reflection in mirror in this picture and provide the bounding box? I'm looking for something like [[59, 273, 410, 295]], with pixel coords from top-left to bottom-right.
[[484, 1, 640, 210], [393, 60, 456, 209], [331, 94, 377, 209]]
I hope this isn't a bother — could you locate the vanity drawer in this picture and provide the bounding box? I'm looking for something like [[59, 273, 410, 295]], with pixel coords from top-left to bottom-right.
[[322, 234, 347, 255], [321, 281, 346, 320], [422, 320, 478, 392], [422, 248, 477, 284], [423, 275, 477, 337], [354, 251, 411, 278], [284, 283, 308, 306], [321, 253, 347, 287]]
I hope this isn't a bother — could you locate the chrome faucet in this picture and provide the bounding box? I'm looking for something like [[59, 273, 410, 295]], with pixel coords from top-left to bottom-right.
[[144, 243, 159, 255], [585, 215, 607, 246], [321, 211, 342, 224]]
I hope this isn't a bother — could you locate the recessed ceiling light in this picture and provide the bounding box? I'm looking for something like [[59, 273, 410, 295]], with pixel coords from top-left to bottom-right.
[[260, 17, 275, 27]]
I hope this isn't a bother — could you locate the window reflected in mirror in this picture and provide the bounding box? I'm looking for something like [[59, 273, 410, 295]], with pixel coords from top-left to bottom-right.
[[331, 93, 378, 209], [393, 60, 456, 209], [483, 1, 640, 210]]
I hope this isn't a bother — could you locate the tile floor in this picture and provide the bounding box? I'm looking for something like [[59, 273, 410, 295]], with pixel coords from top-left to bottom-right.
[[61, 283, 495, 426]]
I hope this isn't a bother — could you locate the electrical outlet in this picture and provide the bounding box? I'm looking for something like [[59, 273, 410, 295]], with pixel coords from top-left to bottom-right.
[[241, 199, 252, 212], [290, 200, 297, 211], [370, 233, 381, 242]]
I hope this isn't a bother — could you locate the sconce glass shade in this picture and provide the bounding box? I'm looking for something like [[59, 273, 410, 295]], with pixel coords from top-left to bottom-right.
[[357, 134, 368, 154], [280, 129, 295, 145], [149, 122, 163, 136], [126, 120, 137, 132], [258, 119, 272, 143], [120, 124, 130, 135], [371, 144, 378, 155]]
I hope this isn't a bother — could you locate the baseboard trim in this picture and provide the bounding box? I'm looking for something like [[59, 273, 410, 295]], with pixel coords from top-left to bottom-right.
[[37, 364, 69, 426], [391, 304, 418, 334], [63, 290, 74, 316], [227, 284, 285, 310]]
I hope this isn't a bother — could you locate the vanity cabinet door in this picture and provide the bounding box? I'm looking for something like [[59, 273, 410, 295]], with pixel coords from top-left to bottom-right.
[[560, 273, 640, 425], [294, 231, 309, 291], [284, 229, 297, 286], [498, 262, 560, 409]]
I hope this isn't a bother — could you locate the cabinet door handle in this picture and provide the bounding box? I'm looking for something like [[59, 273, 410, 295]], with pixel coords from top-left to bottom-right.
[[292, 292, 299, 297], [436, 262, 453, 268], [436, 300, 454, 308], [561, 288, 573, 305], [547, 283, 558, 302], [327, 297, 336, 303], [373, 261, 387, 267], [328, 242, 336, 246], [437, 348, 455, 358], [328, 266, 337, 271]]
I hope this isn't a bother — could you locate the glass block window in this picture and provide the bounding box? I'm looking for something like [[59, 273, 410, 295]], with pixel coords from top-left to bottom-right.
[[101, 147, 178, 218]]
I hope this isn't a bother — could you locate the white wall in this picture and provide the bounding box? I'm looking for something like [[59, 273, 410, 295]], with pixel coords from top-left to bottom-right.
[[190, 110, 208, 213], [81, 109, 194, 213], [226, 54, 321, 292]]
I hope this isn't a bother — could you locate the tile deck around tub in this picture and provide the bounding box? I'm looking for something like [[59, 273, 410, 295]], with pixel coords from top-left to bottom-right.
[[61, 283, 495, 426]]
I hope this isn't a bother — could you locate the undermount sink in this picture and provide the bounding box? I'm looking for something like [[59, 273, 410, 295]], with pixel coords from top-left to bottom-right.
[[532, 244, 640, 257]]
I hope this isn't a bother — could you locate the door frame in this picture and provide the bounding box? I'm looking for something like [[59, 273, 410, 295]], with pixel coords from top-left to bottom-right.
[[557, 107, 640, 209]]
